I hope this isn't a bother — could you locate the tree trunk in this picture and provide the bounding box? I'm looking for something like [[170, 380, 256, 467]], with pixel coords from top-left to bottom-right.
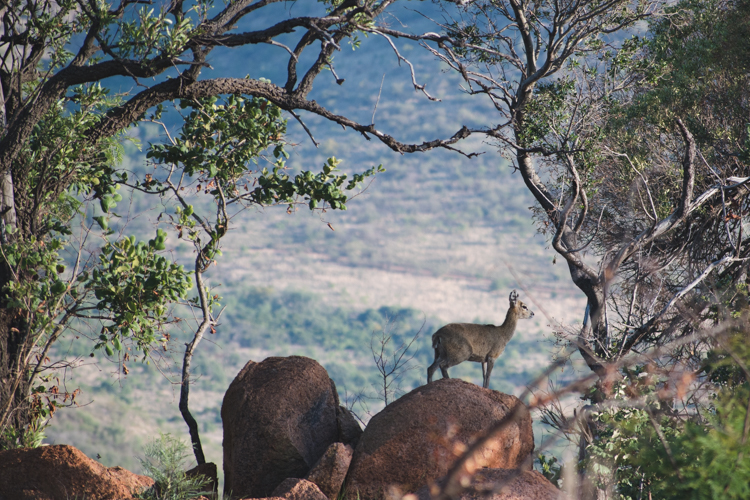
[[512, 107, 611, 381], [557, 232, 617, 500], [0, 303, 34, 448], [0, 81, 28, 448], [511, 128, 611, 498]]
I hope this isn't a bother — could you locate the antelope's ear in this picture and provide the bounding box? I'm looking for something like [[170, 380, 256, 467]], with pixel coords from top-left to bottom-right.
[[509, 290, 518, 304]]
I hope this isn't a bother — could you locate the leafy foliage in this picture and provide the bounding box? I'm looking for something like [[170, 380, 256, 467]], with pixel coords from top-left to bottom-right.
[[0, 414, 47, 450], [537, 453, 562, 488], [87, 233, 193, 358], [585, 335, 750, 500], [0, 0, 391, 446]]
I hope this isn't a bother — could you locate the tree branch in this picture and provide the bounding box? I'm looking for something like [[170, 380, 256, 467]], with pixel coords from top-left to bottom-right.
[[675, 118, 696, 219], [87, 76, 476, 155]]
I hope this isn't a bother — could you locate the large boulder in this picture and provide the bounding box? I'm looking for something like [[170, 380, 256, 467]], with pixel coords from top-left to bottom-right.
[[344, 379, 534, 500], [0, 444, 153, 500], [415, 468, 563, 500], [223, 356, 351, 498]]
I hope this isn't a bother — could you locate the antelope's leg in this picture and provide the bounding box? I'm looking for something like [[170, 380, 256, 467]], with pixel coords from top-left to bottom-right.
[[484, 358, 495, 389], [427, 352, 440, 384]]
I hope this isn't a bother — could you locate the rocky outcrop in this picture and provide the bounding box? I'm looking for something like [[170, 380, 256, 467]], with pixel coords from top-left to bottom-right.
[[415, 468, 563, 500], [305, 442, 353, 500], [0, 444, 153, 500], [222, 356, 352, 498], [272, 478, 330, 500], [344, 379, 534, 500]]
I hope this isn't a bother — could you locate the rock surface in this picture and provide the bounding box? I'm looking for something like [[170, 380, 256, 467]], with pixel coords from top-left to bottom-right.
[[222, 356, 344, 498], [272, 478, 330, 500], [337, 405, 363, 447], [0, 444, 153, 500], [305, 442, 353, 500], [344, 379, 534, 500], [415, 468, 563, 500]]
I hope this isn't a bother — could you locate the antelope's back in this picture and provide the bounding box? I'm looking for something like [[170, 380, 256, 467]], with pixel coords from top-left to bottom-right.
[[435, 323, 496, 352]]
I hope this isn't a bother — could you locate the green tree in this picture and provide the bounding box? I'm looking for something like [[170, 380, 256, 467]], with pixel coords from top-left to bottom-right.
[[372, 0, 747, 495], [569, 0, 750, 495], [0, 0, 465, 449]]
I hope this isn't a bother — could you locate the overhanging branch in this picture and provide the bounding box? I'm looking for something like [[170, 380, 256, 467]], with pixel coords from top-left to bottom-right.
[[88, 76, 477, 156]]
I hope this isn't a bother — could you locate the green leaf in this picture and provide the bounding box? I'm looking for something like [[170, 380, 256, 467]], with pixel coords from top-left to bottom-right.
[[50, 281, 66, 295], [93, 216, 109, 230]]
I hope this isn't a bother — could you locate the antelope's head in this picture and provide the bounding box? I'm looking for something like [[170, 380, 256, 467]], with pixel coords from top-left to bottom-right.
[[509, 290, 534, 319]]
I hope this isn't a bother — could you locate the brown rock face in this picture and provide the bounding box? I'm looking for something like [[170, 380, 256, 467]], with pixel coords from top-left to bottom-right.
[[344, 379, 534, 500], [272, 478, 330, 500], [305, 442, 353, 500], [222, 356, 343, 498], [0, 444, 154, 500], [415, 468, 563, 500]]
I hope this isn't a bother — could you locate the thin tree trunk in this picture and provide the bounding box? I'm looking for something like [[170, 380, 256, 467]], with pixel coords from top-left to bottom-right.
[[179, 254, 212, 465], [179, 341, 206, 464]]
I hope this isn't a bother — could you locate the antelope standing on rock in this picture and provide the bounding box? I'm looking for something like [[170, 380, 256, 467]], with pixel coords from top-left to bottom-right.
[[427, 290, 534, 388]]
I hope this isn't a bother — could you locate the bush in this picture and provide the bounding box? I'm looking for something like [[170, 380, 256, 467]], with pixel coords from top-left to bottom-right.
[[137, 433, 210, 500]]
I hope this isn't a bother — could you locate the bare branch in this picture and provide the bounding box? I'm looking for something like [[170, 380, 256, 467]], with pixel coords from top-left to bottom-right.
[[368, 29, 440, 101], [371, 73, 385, 125], [620, 255, 740, 356], [288, 109, 319, 147]]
